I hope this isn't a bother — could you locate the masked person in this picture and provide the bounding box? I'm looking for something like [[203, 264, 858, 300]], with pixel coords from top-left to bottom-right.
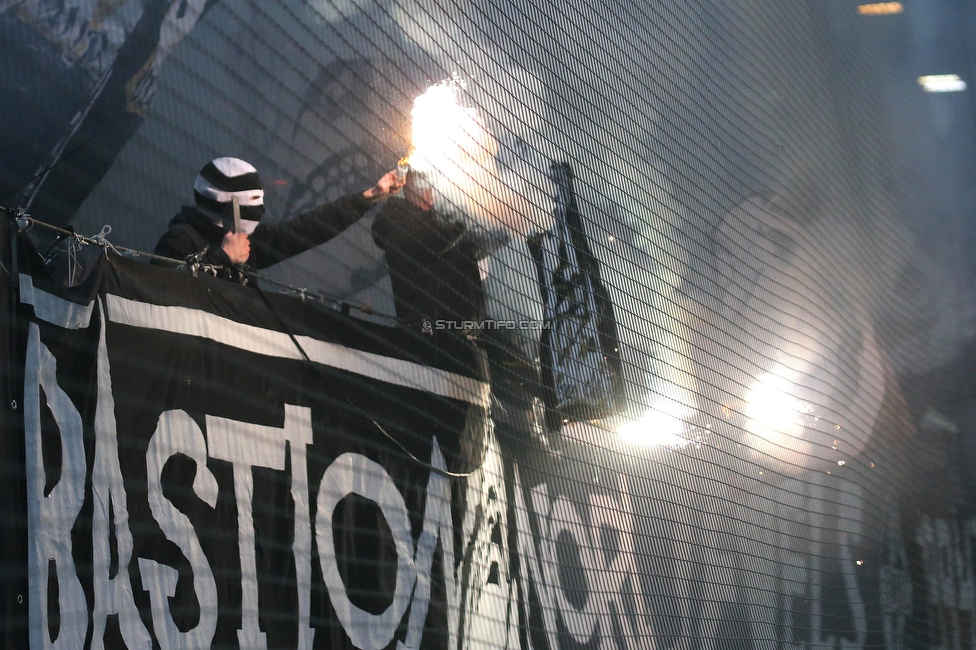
[[153, 157, 403, 280]]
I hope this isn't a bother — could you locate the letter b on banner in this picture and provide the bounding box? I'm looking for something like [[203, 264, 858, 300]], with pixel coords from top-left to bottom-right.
[[24, 326, 88, 649]]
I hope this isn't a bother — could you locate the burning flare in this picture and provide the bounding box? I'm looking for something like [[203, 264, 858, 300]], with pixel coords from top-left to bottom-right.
[[405, 79, 540, 243]]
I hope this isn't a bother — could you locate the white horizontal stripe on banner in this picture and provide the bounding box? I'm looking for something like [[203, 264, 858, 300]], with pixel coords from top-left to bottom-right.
[[105, 294, 490, 407], [19, 274, 94, 329]]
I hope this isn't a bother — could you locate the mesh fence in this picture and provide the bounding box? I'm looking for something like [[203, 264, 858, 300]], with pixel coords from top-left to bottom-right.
[[1, 1, 974, 649]]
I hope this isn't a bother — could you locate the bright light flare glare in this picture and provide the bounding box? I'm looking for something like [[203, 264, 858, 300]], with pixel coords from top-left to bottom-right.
[[618, 398, 689, 447], [919, 75, 967, 93], [405, 77, 542, 239], [409, 82, 495, 180], [744, 371, 805, 447], [857, 2, 902, 15]]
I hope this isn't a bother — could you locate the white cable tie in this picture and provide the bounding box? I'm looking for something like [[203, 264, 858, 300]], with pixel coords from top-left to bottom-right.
[[91, 225, 112, 242]]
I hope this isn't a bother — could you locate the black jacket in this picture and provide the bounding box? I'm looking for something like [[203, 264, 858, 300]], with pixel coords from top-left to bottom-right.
[[371, 197, 486, 326], [153, 192, 374, 278]]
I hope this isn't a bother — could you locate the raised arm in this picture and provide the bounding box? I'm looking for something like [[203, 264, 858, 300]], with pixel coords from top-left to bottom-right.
[[248, 170, 404, 269]]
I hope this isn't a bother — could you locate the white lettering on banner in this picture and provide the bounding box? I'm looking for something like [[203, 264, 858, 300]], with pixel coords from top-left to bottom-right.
[[25, 292, 672, 650], [547, 496, 600, 641], [139, 410, 219, 649], [458, 432, 519, 650], [205, 405, 314, 650], [514, 473, 559, 650], [315, 452, 418, 650], [19, 273, 93, 329], [286, 408, 317, 650], [399, 438, 458, 650], [518, 474, 655, 650], [589, 480, 656, 650], [134, 405, 457, 650], [92, 302, 153, 650], [24, 325, 88, 649]]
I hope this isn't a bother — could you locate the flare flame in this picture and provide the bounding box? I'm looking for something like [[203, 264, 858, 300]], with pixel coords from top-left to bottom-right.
[[405, 79, 538, 240]]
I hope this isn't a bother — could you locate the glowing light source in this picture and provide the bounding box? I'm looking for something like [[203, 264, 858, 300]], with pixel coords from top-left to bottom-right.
[[919, 74, 967, 93], [857, 2, 903, 15], [744, 370, 807, 449], [741, 363, 857, 475], [405, 78, 540, 238], [618, 397, 690, 447], [410, 79, 495, 183]]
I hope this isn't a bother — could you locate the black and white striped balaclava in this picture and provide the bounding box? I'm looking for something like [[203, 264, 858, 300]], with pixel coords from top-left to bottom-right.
[[193, 157, 265, 233]]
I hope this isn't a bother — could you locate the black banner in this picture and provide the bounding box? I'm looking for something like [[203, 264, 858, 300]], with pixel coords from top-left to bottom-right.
[[14, 236, 976, 650], [18, 240, 493, 648], [15, 240, 655, 650]]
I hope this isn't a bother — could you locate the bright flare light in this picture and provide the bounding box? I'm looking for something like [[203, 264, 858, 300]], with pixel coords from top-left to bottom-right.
[[857, 2, 903, 15], [744, 370, 807, 451], [618, 397, 690, 447], [407, 79, 537, 238], [919, 74, 967, 93], [410, 81, 496, 183]]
